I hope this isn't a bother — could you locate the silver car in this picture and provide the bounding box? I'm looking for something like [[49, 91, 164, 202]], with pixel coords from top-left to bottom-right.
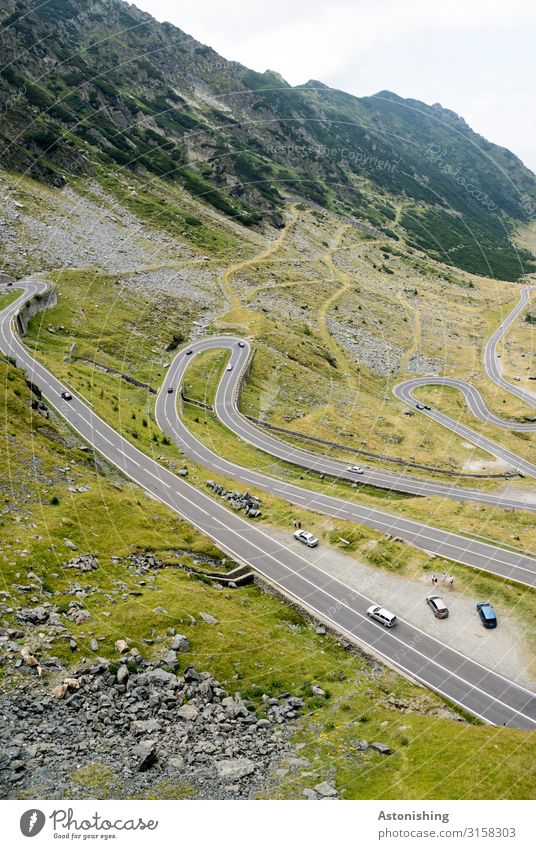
[[366, 604, 398, 628], [426, 595, 449, 619], [293, 530, 319, 547]]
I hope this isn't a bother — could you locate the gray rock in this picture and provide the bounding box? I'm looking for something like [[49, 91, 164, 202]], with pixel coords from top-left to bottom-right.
[[132, 740, 157, 772], [163, 650, 179, 670], [170, 634, 190, 652], [221, 696, 248, 719], [199, 612, 218, 625], [131, 719, 161, 733], [63, 539, 77, 551], [116, 665, 129, 684], [311, 685, 326, 697], [215, 758, 255, 781], [313, 781, 338, 798], [139, 668, 177, 687], [371, 742, 392, 755], [176, 704, 199, 721], [184, 666, 200, 682], [302, 788, 317, 800]]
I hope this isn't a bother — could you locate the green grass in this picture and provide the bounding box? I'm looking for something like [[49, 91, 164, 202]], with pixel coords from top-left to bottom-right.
[[21, 285, 536, 666], [4, 301, 536, 800]]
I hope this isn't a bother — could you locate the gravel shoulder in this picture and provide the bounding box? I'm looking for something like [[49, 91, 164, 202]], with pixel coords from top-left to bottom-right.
[[265, 526, 536, 690]]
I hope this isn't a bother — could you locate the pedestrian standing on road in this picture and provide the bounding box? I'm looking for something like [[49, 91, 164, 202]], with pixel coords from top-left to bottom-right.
[[293, 518, 297, 528], [431, 574, 436, 586], [297, 520, 301, 529], [447, 575, 454, 589]]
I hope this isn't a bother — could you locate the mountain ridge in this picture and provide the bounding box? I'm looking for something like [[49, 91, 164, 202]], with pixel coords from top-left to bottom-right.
[[0, 0, 535, 279]]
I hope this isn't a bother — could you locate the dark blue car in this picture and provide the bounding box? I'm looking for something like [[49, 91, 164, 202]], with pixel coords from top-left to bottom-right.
[[476, 602, 497, 629]]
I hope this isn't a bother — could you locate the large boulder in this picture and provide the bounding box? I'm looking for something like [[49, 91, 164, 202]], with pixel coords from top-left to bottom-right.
[[176, 703, 199, 721], [199, 612, 219, 625], [170, 634, 190, 653], [132, 740, 157, 772], [215, 758, 255, 781], [313, 781, 338, 798]]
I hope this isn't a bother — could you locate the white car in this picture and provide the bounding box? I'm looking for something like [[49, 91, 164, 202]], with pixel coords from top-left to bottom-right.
[[293, 530, 319, 547], [347, 464, 364, 474], [226, 364, 233, 371], [366, 604, 398, 628]]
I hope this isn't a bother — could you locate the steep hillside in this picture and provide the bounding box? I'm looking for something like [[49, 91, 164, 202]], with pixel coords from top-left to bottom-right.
[[1, 0, 535, 278]]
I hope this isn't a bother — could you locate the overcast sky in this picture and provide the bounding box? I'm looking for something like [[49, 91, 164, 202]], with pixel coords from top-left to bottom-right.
[[135, 0, 536, 173]]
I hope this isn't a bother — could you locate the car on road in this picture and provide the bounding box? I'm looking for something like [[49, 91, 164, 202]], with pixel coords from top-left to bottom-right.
[[423, 404, 431, 410], [167, 387, 174, 394], [226, 364, 233, 371], [415, 403, 425, 410], [366, 605, 398, 628], [476, 602, 497, 628], [293, 529, 319, 547], [185, 349, 193, 355], [426, 595, 449, 619], [61, 391, 73, 401], [238, 341, 245, 348], [347, 464, 364, 474]]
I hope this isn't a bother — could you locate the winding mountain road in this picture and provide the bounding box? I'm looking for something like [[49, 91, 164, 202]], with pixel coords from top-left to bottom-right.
[[157, 337, 536, 588], [1, 279, 536, 728], [394, 287, 536, 480]]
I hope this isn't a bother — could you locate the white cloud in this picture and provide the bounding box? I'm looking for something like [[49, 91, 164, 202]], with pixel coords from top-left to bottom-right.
[[135, 0, 536, 170]]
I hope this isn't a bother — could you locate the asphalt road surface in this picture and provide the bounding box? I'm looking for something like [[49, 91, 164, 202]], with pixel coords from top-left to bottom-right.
[[176, 339, 536, 510], [158, 337, 536, 589], [2, 280, 536, 728], [394, 287, 536, 480], [485, 286, 536, 407]]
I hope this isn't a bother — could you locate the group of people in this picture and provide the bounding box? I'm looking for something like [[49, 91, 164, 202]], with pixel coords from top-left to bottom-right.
[[431, 572, 454, 589], [292, 518, 302, 529]]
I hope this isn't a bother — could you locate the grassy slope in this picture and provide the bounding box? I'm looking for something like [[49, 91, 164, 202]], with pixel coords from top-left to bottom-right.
[[3, 341, 536, 800], [3, 167, 535, 798]]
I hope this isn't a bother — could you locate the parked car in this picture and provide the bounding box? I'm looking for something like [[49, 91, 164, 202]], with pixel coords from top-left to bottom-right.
[[185, 349, 193, 355], [167, 387, 174, 394], [293, 530, 319, 547], [366, 605, 398, 628], [476, 602, 497, 628], [226, 363, 233, 371], [61, 391, 73, 401], [426, 595, 449, 619], [347, 464, 364, 474], [238, 341, 245, 348]]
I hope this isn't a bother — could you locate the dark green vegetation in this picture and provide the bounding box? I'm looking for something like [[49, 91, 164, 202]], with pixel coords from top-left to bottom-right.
[[1, 0, 535, 277]]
